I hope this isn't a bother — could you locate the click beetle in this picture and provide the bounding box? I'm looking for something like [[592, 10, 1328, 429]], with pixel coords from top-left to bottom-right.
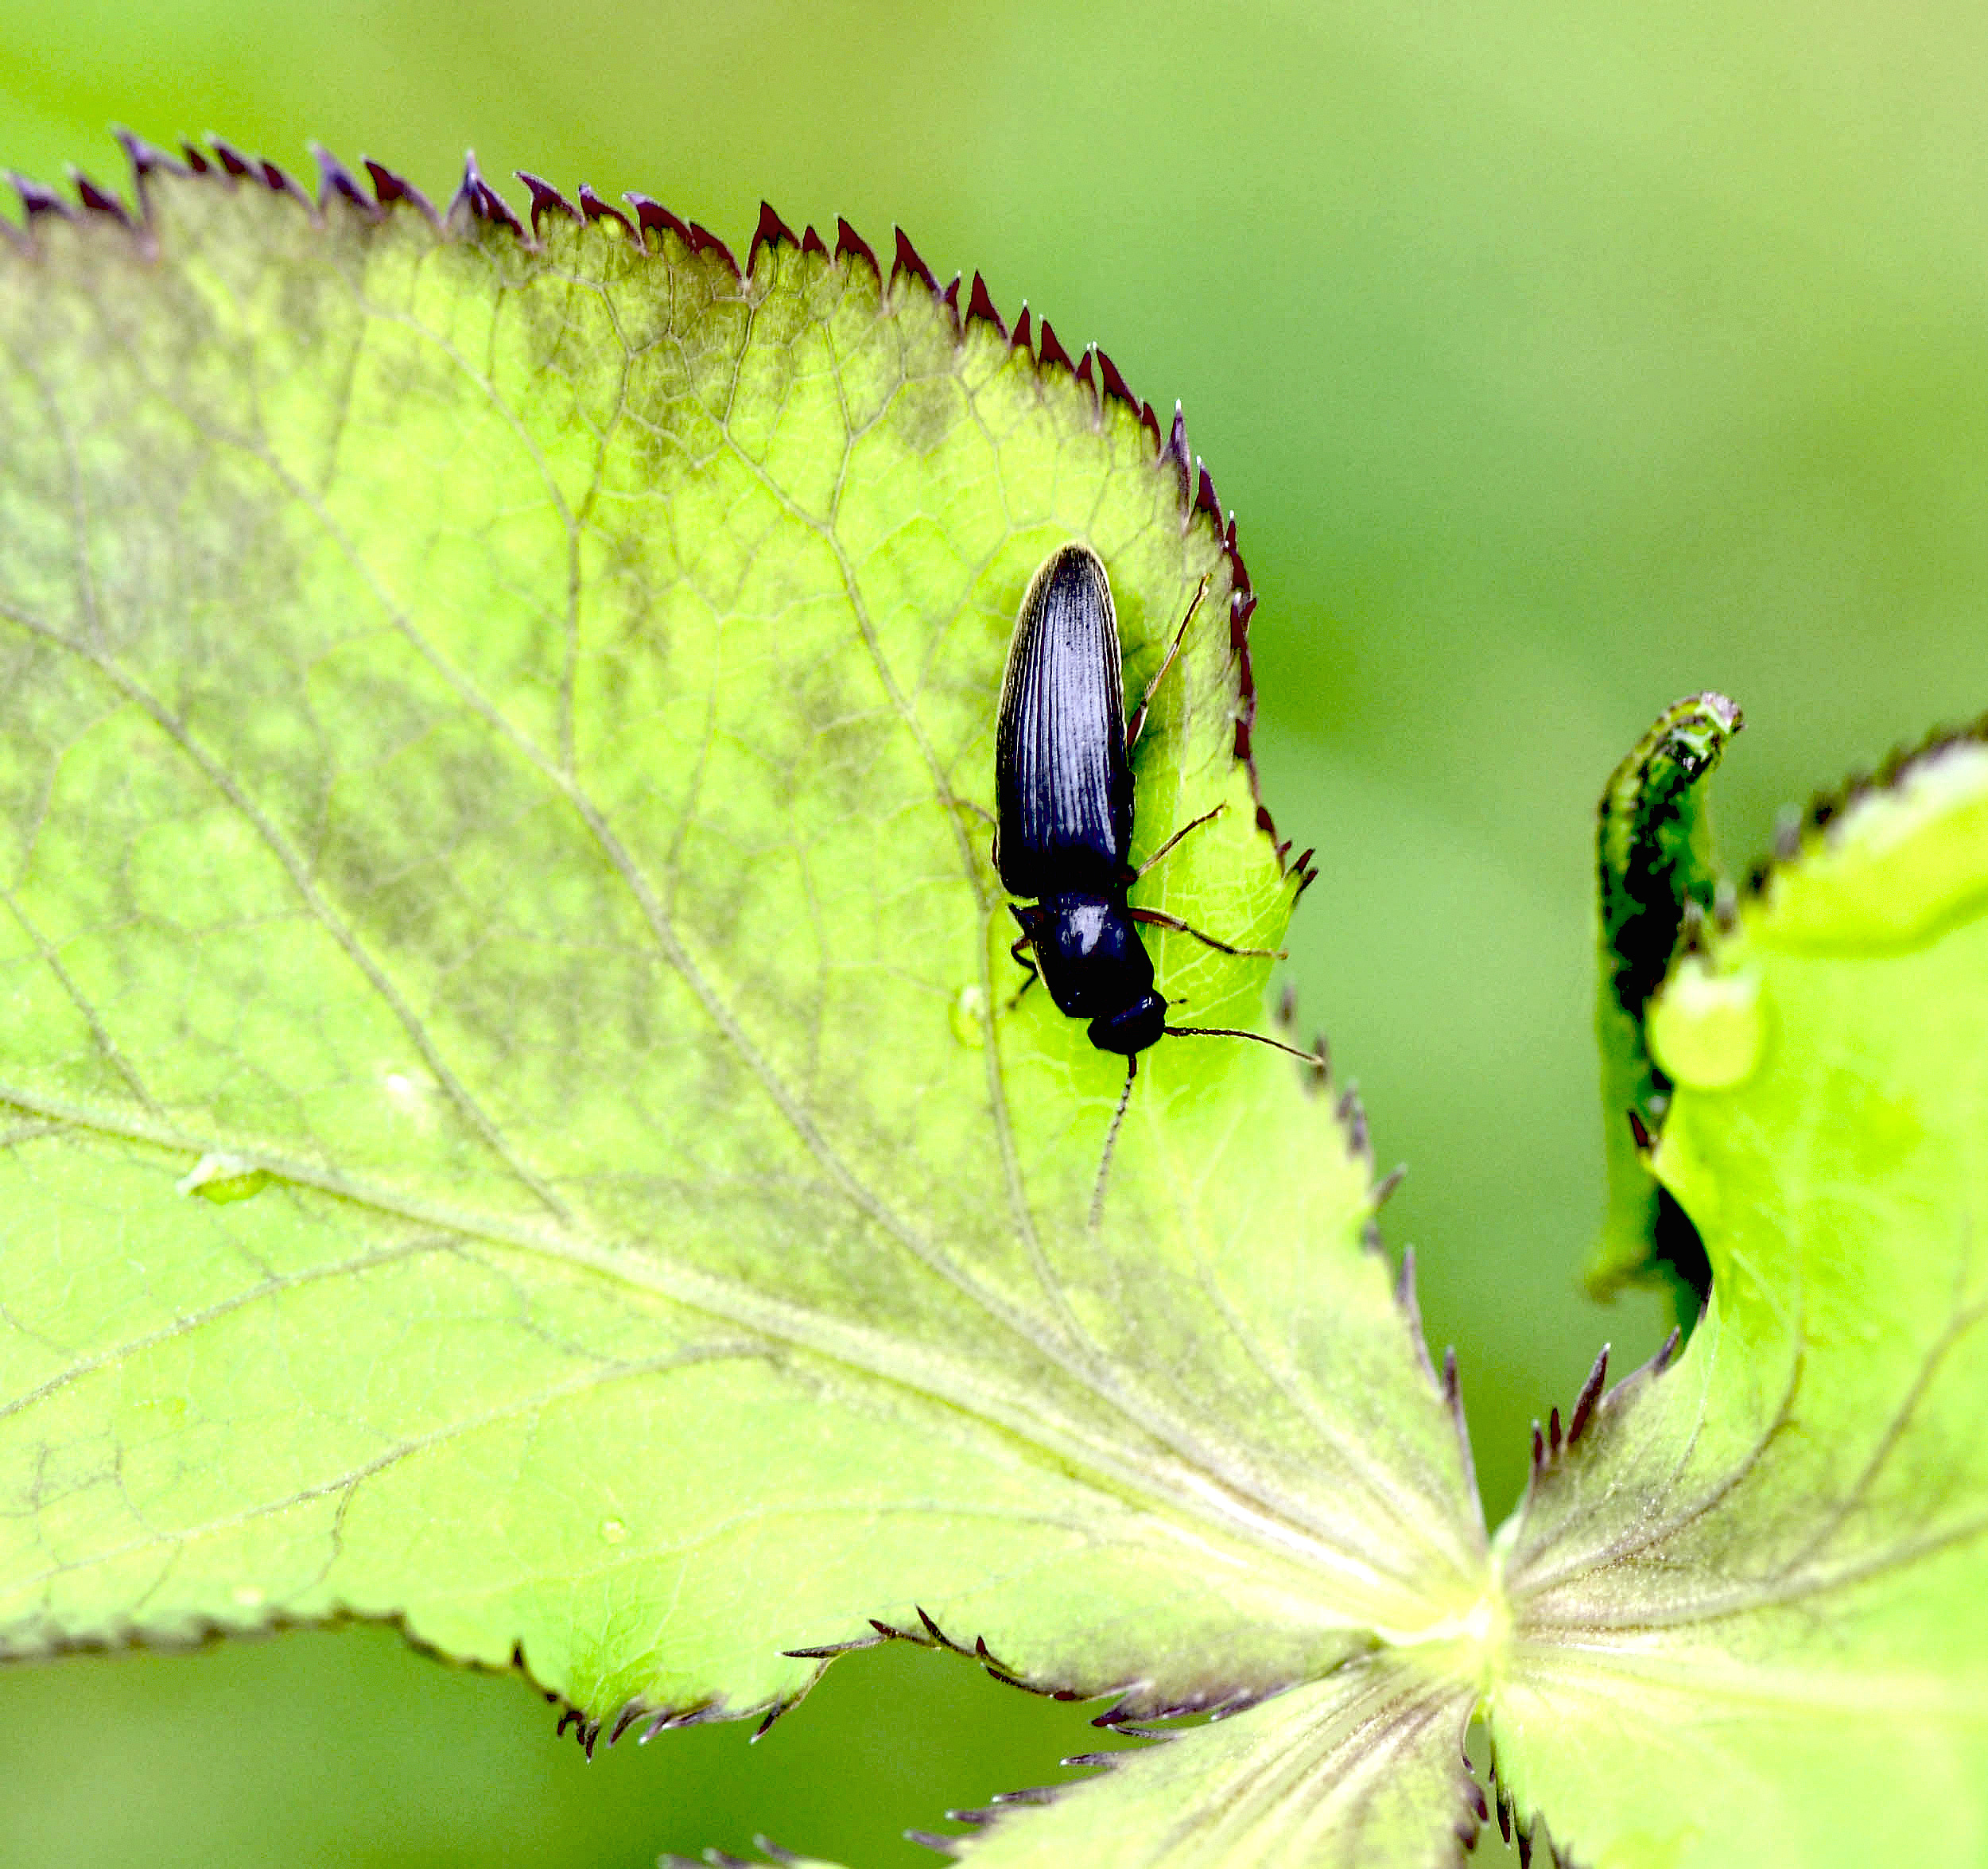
[[994, 543, 1318, 1210]]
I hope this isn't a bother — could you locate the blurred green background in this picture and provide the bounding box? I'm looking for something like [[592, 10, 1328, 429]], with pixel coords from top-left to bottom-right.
[[6, 1, 1988, 1861]]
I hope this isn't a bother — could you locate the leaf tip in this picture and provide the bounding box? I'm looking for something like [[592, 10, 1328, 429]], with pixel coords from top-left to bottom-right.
[[1094, 344, 1140, 420], [206, 135, 253, 181], [7, 169, 72, 225], [1443, 1347, 1485, 1525], [1194, 457, 1222, 523], [112, 126, 184, 182], [1074, 343, 1100, 417], [576, 183, 635, 243], [515, 169, 579, 235], [1395, 1246, 1444, 1389], [914, 1604, 961, 1651], [685, 217, 741, 274], [1037, 314, 1074, 375], [203, 138, 313, 212], [449, 150, 524, 238], [361, 157, 437, 223], [1165, 399, 1193, 511], [904, 1831, 962, 1859], [1334, 1081, 1372, 1164], [310, 143, 378, 220], [1291, 1026, 1330, 1095], [65, 166, 134, 228], [834, 214, 879, 280], [624, 192, 689, 252], [891, 224, 939, 297], [748, 199, 798, 277], [965, 269, 1007, 340], [1567, 1342, 1610, 1444]]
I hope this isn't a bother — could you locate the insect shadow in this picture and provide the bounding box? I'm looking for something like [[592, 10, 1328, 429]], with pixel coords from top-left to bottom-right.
[[992, 542, 1320, 1224]]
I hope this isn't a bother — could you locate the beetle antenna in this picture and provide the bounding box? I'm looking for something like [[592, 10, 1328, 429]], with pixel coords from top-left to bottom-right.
[[1164, 1024, 1325, 1065], [1126, 573, 1211, 748], [1089, 1055, 1138, 1230]]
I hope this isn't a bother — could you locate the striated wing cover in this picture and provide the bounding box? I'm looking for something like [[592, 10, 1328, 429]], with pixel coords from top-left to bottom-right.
[[995, 544, 1134, 899]]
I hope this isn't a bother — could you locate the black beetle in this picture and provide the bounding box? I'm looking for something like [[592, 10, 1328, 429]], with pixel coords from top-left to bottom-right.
[[994, 542, 1318, 1070]]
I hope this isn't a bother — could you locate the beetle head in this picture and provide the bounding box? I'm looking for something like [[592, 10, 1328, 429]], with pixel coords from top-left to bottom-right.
[[1088, 992, 1167, 1056]]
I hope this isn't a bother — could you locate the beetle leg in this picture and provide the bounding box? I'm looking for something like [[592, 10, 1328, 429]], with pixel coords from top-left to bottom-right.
[[1126, 573, 1211, 748], [1006, 932, 1041, 1006], [1131, 803, 1225, 879], [1128, 906, 1285, 961]]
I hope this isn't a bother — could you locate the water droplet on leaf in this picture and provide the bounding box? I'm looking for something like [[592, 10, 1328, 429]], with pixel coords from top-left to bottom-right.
[[381, 1069, 437, 1129], [176, 1153, 271, 1204], [949, 983, 988, 1048]]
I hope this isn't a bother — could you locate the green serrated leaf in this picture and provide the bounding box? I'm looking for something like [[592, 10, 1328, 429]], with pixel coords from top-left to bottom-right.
[[0, 153, 1485, 1844], [1491, 729, 1988, 1867]]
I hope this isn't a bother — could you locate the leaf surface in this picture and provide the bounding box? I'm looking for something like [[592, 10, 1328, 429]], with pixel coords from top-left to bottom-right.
[[0, 149, 1485, 1829], [1492, 730, 1988, 1865], [951, 1649, 1482, 1868]]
